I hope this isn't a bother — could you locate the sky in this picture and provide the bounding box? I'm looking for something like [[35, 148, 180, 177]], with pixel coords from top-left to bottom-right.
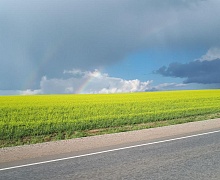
[[1, 0, 220, 95]]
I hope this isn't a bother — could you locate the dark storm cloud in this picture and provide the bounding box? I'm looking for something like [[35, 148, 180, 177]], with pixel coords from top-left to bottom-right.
[[1, 0, 220, 90], [156, 59, 220, 84]]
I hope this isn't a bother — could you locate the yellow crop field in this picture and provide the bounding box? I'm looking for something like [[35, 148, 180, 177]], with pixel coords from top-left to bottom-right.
[[1, 90, 220, 147]]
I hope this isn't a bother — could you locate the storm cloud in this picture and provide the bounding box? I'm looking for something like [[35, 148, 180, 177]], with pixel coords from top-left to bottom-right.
[[156, 58, 220, 84], [1, 0, 220, 90]]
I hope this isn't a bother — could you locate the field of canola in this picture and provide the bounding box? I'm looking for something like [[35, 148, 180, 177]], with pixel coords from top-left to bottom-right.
[[1, 90, 220, 146]]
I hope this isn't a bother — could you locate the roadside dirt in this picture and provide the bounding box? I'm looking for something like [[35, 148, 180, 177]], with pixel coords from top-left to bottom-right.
[[1, 118, 220, 163]]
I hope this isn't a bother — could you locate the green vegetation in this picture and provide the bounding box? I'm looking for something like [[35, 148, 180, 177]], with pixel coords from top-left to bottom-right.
[[1, 90, 220, 147]]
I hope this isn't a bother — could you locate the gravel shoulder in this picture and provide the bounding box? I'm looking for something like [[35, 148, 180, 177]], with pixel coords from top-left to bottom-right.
[[1, 118, 220, 164]]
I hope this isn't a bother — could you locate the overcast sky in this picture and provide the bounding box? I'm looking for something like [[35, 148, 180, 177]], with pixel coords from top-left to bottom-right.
[[1, 0, 220, 95]]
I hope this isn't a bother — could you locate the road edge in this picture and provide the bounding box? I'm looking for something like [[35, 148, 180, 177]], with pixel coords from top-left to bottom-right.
[[1, 118, 220, 164]]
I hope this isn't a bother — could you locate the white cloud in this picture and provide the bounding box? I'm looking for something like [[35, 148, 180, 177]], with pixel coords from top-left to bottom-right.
[[198, 47, 220, 61], [0, 69, 189, 95], [39, 69, 153, 94], [19, 89, 42, 95], [0, 89, 42, 95], [152, 83, 187, 91]]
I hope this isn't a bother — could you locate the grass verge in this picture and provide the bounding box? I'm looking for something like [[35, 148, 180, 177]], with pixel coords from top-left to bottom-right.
[[1, 112, 220, 148]]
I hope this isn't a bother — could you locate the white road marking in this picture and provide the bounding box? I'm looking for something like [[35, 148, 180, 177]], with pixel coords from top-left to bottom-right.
[[1, 129, 220, 171]]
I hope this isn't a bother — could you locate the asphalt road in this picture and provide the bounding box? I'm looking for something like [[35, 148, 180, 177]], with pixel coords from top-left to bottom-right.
[[1, 129, 220, 180]]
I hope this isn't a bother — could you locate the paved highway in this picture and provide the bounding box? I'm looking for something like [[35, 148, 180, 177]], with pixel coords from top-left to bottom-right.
[[1, 129, 220, 180]]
